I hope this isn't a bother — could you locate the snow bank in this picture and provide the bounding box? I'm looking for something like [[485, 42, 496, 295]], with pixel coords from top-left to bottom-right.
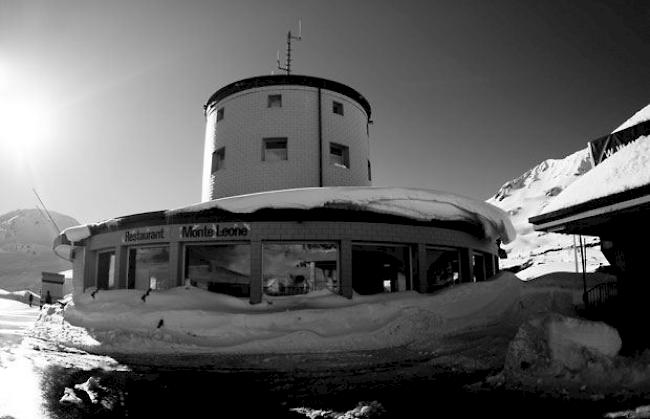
[[62, 224, 91, 242], [53, 273, 522, 354], [544, 135, 650, 213], [0, 289, 39, 304], [503, 313, 634, 390], [168, 187, 516, 243]]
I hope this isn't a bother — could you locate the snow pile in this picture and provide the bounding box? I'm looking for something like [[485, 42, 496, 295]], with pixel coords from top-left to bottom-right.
[[168, 187, 516, 243], [502, 313, 650, 391], [544, 135, 650, 213], [0, 289, 39, 304], [37, 273, 522, 354], [292, 401, 385, 419], [612, 103, 650, 133]]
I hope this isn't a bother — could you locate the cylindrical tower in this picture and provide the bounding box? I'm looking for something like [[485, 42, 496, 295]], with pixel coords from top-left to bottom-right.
[[201, 75, 372, 201]]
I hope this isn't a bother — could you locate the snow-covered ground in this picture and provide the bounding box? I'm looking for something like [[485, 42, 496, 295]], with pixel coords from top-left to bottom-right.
[[32, 272, 523, 355]]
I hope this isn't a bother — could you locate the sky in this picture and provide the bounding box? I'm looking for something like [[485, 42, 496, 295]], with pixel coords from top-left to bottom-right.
[[0, 0, 648, 224]]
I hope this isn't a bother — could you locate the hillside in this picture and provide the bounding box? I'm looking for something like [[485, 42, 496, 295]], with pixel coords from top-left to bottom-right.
[[0, 209, 79, 292], [488, 103, 650, 273]]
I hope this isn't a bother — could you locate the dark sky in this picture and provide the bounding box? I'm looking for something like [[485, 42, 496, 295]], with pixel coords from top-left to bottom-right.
[[1, 0, 648, 223]]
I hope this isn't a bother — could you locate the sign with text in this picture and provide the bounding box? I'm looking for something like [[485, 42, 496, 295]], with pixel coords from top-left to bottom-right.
[[122, 227, 167, 244], [178, 223, 250, 240]]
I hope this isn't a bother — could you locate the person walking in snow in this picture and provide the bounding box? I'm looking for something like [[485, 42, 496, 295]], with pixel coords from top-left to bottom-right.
[[45, 290, 52, 305]]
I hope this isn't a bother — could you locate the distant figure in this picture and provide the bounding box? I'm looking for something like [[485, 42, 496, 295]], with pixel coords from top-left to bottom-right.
[[28, 293, 33, 307], [45, 290, 52, 305]]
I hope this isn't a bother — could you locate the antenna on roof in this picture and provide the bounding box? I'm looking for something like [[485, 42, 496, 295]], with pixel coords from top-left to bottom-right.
[[276, 19, 302, 75], [32, 188, 61, 234]]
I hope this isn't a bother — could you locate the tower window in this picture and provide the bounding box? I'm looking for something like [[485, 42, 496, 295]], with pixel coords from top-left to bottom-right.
[[268, 94, 282, 108], [217, 107, 224, 121], [262, 138, 288, 161], [212, 147, 225, 173], [333, 101, 344, 115], [330, 143, 349, 168], [368, 160, 372, 181]]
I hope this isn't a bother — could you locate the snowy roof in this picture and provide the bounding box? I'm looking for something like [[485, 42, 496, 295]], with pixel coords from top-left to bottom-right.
[[61, 187, 515, 244], [167, 187, 516, 243], [612, 103, 650, 133], [542, 135, 650, 214]]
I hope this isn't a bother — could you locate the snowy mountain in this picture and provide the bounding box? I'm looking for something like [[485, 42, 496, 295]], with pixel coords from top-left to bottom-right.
[[0, 209, 79, 292], [488, 103, 650, 272], [487, 147, 594, 265]]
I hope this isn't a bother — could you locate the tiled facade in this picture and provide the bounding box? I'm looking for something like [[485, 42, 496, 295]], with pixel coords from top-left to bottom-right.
[[201, 83, 371, 201]]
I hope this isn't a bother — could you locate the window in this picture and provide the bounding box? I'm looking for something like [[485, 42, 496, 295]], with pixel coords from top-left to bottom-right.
[[262, 137, 288, 161], [97, 251, 116, 290], [352, 244, 411, 295], [262, 243, 339, 296], [330, 143, 349, 168], [423, 247, 460, 292], [333, 101, 344, 115], [473, 252, 486, 282], [217, 107, 224, 121], [211, 147, 225, 173], [185, 244, 251, 297], [367, 160, 372, 181], [128, 246, 171, 290], [267, 94, 282, 108]]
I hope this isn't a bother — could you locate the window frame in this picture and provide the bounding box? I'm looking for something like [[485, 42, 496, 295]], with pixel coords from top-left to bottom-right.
[[262, 137, 288, 162], [267, 94, 282, 108], [126, 244, 171, 290], [212, 147, 225, 173], [332, 101, 344, 115], [96, 249, 117, 290], [216, 107, 224, 121], [183, 242, 252, 298], [329, 142, 350, 169]]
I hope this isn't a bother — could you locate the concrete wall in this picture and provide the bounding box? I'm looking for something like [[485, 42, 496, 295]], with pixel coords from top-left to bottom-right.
[[202, 85, 371, 201]]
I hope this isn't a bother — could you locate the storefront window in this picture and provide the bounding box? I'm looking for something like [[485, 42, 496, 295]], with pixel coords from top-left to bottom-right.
[[352, 244, 411, 295], [473, 252, 486, 282], [185, 244, 251, 297], [424, 247, 460, 292], [262, 243, 339, 296], [128, 246, 171, 290], [97, 251, 116, 290]]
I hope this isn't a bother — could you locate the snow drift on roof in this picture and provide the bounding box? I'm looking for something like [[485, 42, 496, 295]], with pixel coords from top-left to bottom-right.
[[168, 187, 516, 243], [612, 103, 650, 133], [543, 135, 650, 213]]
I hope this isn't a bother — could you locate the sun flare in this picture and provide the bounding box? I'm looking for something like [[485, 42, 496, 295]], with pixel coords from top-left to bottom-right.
[[0, 97, 53, 154]]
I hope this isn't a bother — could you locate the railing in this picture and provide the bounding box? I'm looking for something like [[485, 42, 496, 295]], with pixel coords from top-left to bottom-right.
[[586, 281, 618, 309]]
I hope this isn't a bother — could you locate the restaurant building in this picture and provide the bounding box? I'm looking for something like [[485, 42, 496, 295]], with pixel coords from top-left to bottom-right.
[[54, 75, 514, 304]]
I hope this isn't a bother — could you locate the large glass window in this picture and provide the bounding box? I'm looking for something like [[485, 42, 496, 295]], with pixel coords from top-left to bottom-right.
[[128, 246, 171, 290], [473, 252, 486, 282], [424, 247, 460, 292], [352, 244, 411, 295], [262, 137, 288, 161], [185, 244, 251, 297], [262, 243, 339, 296], [97, 251, 116, 290]]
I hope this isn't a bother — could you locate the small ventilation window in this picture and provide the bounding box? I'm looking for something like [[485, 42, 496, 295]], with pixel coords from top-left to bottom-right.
[[268, 94, 282, 108], [216, 107, 224, 121], [333, 101, 344, 116], [262, 138, 288, 161], [330, 143, 349, 168], [211, 147, 225, 173]]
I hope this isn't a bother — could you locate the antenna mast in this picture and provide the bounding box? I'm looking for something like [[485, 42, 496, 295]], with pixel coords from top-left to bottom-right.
[[33, 188, 61, 234], [277, 20, 302, 75]]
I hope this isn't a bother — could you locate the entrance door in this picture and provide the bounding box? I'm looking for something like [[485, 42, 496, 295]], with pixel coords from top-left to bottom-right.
[[97, 251, 116, 290]]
